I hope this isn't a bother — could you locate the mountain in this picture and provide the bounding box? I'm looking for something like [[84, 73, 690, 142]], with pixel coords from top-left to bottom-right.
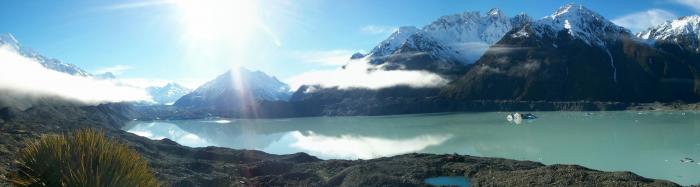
[[285, 8, 537, 116], [359, 8, 532, 75], [174, 68, 291, 111], [637, 15, 700, 53], [0, 33, 91, 77], [94, 72, 117, 79], [146, 83, 191, 105], [443, 4, 700, 102]]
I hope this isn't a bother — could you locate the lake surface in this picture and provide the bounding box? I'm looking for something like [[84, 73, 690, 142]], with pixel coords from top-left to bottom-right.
[[124, 111, 700, 185]]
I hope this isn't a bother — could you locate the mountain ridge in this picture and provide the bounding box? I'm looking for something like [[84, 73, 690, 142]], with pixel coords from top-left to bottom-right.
[[0, 33, 91, 77], [173, 68, 291, 112], [356, 8, 532, 75], [443, 3, 700, 102]]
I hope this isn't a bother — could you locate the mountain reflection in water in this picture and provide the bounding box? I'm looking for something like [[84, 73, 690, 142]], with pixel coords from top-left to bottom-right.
[[124, 111, 700, 185]]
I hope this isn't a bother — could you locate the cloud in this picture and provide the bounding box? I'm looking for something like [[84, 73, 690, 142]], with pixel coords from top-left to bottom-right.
[[293, 49, 359, 66], [0, 45, 151, 109], [286, 59, 449, 91], [674, 0, 700, 11], [94, 65, 133, 75], [102, 0, 174, 10], [612, 9, 677, 32], [360, 25, 398, 35], [485, 44, 532, 54]]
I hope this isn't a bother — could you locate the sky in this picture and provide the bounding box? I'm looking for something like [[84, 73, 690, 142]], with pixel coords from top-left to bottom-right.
[[1, 0, 699, 88]]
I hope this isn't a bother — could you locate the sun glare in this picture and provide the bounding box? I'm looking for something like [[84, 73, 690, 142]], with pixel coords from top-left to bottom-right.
[[174, 0, 260, 45]]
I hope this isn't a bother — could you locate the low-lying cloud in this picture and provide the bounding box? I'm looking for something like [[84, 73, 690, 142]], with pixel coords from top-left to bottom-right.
[[0, 45, 151, 109], [286, 59, 449, 91]]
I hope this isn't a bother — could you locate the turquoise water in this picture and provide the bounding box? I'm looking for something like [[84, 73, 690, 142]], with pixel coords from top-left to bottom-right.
[[124, 111, 700, 185], [424, 176, 470, 187]]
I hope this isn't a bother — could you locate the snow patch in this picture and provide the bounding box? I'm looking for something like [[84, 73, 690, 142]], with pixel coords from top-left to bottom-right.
[[532, 4, 628, 47], [368, 9, 532, 65], [637, 15, 700, 42]]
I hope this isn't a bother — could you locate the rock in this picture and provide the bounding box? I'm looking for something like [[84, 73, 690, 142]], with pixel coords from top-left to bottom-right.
[[681, 158, 695, 163]]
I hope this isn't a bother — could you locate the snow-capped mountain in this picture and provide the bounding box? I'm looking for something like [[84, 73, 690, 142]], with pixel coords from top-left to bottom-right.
[[94, 72, 117, 80], [637, 15, 700, 53], [146, 83, 191, 105], [361, 8, 532, 75], [174, 68, 291, 110], [369, 26, 421, 58], [522, 4, 629, 47], [443, 3, 700, 102], [0, 33, 91, 77]]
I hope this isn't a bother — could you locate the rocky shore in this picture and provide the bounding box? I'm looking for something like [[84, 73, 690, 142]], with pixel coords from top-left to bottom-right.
[[0, 103, 686, 186], [132, 99, 700, 121]]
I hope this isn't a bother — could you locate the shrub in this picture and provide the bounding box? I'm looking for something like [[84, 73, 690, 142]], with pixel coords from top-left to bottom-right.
[[8, 129, 159, 187]]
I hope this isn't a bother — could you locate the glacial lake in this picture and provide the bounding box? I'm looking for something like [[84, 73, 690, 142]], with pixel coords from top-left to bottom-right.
[[124, 111, 700, 185]]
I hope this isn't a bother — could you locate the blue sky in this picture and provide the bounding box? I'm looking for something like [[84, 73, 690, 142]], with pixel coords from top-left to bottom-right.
[[1, 0, 698, 87]]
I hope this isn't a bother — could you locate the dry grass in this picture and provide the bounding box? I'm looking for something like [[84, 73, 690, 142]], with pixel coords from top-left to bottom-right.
[[8, 129, 159, 187]]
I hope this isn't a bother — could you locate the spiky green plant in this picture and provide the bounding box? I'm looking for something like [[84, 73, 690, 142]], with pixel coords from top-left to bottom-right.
[[8, 129, 159, 187]]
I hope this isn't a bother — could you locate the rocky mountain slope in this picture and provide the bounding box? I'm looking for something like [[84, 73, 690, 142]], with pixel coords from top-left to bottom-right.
[[442, 4, 700, 102], [279, 4, 700, 117], [359, 8, 532, 75], [638, 15, 700, 53]]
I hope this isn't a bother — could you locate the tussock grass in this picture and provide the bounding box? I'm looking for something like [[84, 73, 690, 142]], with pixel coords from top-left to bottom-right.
[[8, 129, 159, 187]]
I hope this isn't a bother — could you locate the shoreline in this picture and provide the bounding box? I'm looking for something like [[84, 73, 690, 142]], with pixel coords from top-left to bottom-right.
[[133, 100, 700, 120], [0, 103, 690, 186]]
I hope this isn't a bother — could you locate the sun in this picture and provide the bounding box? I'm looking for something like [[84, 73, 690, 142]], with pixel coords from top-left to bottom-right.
[[173, 0, 260, 45]]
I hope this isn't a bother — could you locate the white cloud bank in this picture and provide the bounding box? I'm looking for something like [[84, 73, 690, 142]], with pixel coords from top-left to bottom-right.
[[286, 58, 449, 91], [0, 45, 151, 108], [612, 9, 677, 32], [102, 0, 174, 10]]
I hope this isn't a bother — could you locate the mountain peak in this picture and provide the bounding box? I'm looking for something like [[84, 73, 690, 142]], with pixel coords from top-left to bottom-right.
[[0, 33, 91, 77], [366, 7, 532, 72], [174, 68, 291, 109], [0, 33, 18, 43], [146, 82, 191, 105], [94, 72, 117, 80], [546, 4, 604, 21], [638, 15, 700, 40], [551, 4, 584, 17], [368, 26, 421, 57], [0, 33, 20, 50], [531, 3, 626, 47], [487, 8, 504, 17], [637, 15, 700, 52], [350, 52, 365, 60]]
